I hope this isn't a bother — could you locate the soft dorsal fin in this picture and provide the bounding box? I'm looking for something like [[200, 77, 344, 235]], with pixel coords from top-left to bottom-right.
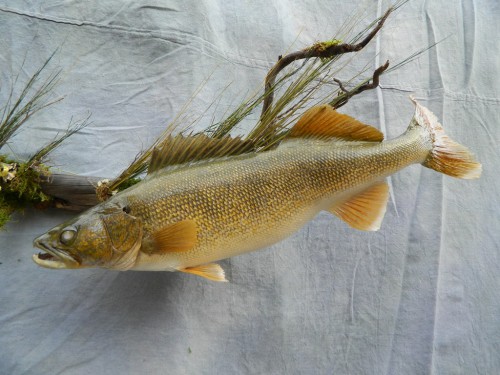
[[148, 134, 254, 174], [180, 263, 228, 282], [289, 104, 384, 142], [329, 182, 389, 231], [145, 220, 198, 254]]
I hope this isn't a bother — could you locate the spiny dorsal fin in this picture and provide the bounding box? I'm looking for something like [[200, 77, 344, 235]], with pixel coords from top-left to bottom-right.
[[289, 104, 384, 142], [329, 182, 389, 231], [180, 263, 228, 282], [148, 134, 254, 174], [147, 220, 198, 254]]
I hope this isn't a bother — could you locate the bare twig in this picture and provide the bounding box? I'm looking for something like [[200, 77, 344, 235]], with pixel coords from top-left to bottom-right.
[[330, 60, 390, 109], [260, 7, 393, 119]]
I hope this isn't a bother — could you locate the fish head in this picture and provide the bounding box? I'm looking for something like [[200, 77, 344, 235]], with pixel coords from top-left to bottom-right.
[[33, 202, 143, 270]]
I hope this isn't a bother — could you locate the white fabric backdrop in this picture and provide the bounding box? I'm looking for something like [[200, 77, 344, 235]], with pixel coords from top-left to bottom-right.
[[0, 1, 498, 374]]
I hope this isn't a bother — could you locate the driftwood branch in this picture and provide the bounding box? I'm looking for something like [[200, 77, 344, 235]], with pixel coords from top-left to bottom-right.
[[36, 62, 391, 213], [260, 7, 393, 119]]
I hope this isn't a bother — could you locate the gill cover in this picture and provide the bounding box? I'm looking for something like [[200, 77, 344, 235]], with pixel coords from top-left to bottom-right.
[[98, 209, 143, 270]]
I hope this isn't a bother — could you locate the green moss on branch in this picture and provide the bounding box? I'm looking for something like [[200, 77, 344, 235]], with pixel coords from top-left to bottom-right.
[[0, 156, 52, 229]]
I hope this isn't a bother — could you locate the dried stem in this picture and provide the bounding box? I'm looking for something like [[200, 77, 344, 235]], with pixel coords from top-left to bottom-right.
[[0, 51, 62, 149]]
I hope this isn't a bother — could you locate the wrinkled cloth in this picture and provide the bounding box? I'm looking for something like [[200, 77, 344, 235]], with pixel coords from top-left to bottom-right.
[[0, 1, 499, 374]]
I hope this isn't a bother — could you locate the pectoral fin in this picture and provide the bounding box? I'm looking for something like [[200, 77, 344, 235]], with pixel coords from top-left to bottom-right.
[[180, 263, 228, 282], [330, 182, 389, 231], [147, 220, 198, 254]]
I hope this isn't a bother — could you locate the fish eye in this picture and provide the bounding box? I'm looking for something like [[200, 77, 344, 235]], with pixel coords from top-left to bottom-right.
[[60, 228, 76, 245]]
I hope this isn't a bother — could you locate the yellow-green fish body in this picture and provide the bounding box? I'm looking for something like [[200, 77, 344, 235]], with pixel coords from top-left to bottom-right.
[[128, 135, 420, 268], [33, 99, 481, 281]]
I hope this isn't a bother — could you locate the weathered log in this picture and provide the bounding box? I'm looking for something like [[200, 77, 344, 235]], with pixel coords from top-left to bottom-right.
[[40, 173, 102, 211]]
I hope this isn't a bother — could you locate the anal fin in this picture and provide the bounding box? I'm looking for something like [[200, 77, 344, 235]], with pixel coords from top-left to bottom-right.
[[330, 182, 389, 231], [180, 263, 228, 282]]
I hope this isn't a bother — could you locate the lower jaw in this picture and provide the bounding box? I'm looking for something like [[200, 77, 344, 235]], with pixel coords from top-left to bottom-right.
[[32, 253, 80, 269]]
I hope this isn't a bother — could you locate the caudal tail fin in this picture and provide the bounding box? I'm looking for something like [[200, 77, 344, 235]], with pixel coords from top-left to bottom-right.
[[411, 97, 482, 179]]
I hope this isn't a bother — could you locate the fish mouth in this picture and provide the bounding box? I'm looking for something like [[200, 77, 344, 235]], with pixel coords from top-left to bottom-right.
[[33, 239, 80, 269]]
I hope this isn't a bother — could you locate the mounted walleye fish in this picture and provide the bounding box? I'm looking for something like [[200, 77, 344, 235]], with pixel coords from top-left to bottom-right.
[[33, 98, 481, 281]]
